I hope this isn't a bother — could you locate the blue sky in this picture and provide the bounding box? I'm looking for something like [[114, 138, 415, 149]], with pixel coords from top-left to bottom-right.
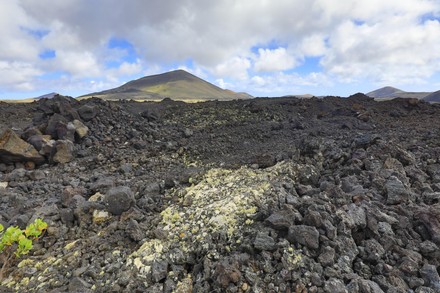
[[1, 0, 440, 99]]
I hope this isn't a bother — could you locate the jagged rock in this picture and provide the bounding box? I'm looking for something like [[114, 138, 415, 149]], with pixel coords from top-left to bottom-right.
[[324, 278, 348, 293], [265, 209, 296, 230], [104, 186, 135, 215], [319, 246, 336, 267], [347, 203, 367, 229], [253, 232, 276, 251], [3, 96, 440, 292], [38, 95, 79, 119], [422, 192, 440, 205], [45, 113, 68, 139], [52, 140, 74, 164], [152, 260, 168, 282], [140, 108, 159, 121], [420, 264, 440, 290], [90, 177, 115, 193], [0, 129, 45, 164], [92, 210, 111, 224], [287, 225, 320, 249], [416, 205, 440, 245], [419, 240, 439, 256], [72, 119, 89, 139], [347, 279, 384, 293], [68, 276, 93, 293], [58, 121, 76, 141], [386, 176, 409, 205], [78, 104, 98, 121], [39, 139, 56, 157], [21, 127, 42, 141], [214, 259, 241, 288], [27, 134, 52, 151], [363, 239, 386, 262]]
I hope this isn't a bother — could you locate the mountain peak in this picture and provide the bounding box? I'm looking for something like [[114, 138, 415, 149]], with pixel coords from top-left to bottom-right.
[[366, 86, 405, 98], [80, 70, 252, 101]]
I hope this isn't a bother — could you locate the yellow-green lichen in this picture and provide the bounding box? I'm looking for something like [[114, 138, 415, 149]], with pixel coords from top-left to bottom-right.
[[129, 161, 305, 284], [64, 240, 79, 250]]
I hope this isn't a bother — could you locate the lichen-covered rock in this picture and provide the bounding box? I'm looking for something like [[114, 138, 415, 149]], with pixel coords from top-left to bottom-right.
[[128, 162, 303, 286]]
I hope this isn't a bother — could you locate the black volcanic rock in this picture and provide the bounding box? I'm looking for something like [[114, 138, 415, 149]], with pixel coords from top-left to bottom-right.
[[1, 96, 440, 292], [78, 104, 98, 121], [0, 129, 45, 164]]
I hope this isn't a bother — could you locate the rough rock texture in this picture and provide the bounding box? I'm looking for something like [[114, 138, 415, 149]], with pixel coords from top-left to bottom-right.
[[0, 129, 45, 164], [1, 95, 440, 292]]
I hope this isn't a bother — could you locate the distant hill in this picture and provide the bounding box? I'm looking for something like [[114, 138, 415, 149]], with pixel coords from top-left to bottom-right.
[[423, 90, 440, 103], [367, 86, 405, 98], [79, 70, 252, 101], [367, 86, 431, 100], [35, 92, 58, 100], [282, 94, 315, 99]]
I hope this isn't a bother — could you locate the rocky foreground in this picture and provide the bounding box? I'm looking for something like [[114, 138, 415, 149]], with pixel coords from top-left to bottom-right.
[[0, 95, 440, 292]]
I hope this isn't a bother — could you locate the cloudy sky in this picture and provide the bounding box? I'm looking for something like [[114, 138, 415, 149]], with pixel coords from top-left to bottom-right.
[[2, 0, 440, 99]]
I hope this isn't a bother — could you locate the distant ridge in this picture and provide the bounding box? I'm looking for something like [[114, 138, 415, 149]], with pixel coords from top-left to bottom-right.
[[366, 86, 432, 100], [423, 90, 440, 103], [35, 92, 58, 100], [366, 86, 405, 98], [79, 70, 252, 101]]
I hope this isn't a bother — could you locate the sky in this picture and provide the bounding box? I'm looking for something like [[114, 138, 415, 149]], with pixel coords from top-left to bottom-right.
[[2, 0, 440, 99]]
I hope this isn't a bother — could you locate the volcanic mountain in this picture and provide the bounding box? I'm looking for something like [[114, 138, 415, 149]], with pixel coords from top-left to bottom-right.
[[423, 90, 440, 103], [79, 70, 252, 101], [367, 86, 431, 100]]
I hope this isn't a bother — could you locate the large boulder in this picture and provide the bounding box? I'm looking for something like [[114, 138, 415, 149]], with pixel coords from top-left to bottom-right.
[[72, 120, 89, 139], [27, 134, 52, 151], [45, 113, 68, 139], [104, 186, 135, 215], [78, 105, 98, 121], [0, 129, 45, 164], [37, 95, 79, 120], [52, 140, 74, 164]]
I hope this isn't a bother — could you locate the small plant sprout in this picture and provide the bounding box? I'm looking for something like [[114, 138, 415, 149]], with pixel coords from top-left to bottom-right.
[[0, 218, 48, 281]]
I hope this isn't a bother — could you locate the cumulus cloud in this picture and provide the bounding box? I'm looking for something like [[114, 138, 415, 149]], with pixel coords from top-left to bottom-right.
[[0, 61, 42, 91], [213, 57, 251, 80], [254, 48, 298, 72], [1, 0, 440, 97]]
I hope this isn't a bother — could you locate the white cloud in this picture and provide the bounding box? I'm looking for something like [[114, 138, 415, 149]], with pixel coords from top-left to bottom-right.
[[0, 61, 42, 91], [213, 57, 251, 80], [54, 50, 101, 77], [1, 0, 440, 97], [321, 15, 440, 83], [254, 48, 297, 72]]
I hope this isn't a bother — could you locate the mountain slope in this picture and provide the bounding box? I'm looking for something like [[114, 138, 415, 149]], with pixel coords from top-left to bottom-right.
[[367, 86, 431, 100], [80, 70, 252, 101], [423, 90, 440, 103], [366, 86, 405, 98]]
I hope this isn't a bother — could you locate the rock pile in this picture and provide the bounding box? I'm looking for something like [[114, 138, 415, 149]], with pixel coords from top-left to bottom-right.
[[0, 95, 440, 292], [0, 95, 91, 168]]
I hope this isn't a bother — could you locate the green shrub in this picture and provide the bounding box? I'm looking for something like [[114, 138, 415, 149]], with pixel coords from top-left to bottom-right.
[[0, 218, 47, 281]]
